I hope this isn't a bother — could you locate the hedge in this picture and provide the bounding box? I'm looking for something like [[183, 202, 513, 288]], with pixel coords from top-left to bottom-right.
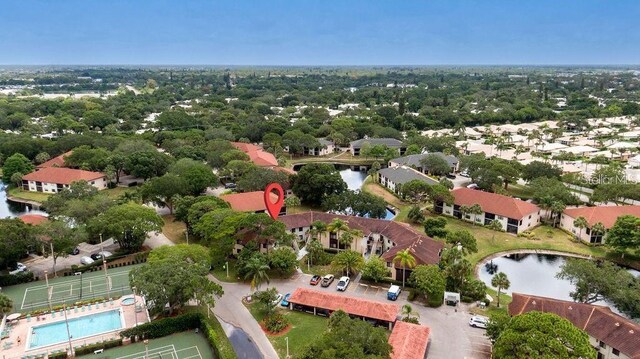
[[74, 338, 122, 356], [199, 313, 237, 359], [0, 271, 35, 286], [120, 312, 202, 339], [48, 351, 68, 359]]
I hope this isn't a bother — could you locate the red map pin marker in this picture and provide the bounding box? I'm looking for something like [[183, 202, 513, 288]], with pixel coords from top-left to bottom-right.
[[264, 183, 285, 220]]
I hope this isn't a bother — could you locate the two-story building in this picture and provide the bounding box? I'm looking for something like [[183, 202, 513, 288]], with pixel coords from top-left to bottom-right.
[[279, 212, 443, 282], [388, 152, 459, 174], [302, 138, 335, 156], [349, 138, 406, 156], [377, 166, 438, 195], [435, 188, 541, 234], [509, 293, 640, 359], [560, 205, 640, 244], [22, 167, 107, 193], [221, 191, 287, 216]]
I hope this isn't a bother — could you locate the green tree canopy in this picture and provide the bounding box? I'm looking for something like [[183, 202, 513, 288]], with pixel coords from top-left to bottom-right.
[[492, 312, 596, 359], [2, 153, 34, 183], [91, 202, 163, 252], [292, 163, 347, 205]]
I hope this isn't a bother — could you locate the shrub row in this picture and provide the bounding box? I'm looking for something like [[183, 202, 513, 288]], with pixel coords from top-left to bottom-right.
[[0, 271, 35, 286], [74, 338, 122, 356], [120, 312, 201, 339], [199, 313, 237, 359], [48, 351, 68, 359]]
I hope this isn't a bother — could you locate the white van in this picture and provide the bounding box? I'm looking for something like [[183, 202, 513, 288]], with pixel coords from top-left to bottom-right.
[[387, 285, 401, 300]]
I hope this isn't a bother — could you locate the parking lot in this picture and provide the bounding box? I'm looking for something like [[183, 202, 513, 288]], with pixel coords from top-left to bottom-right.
[[22, 238, 120, 277], [273, 272, 492, 359]]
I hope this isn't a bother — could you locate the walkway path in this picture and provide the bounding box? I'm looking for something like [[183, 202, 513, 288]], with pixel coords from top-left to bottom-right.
[[144, 231, 278, 359]]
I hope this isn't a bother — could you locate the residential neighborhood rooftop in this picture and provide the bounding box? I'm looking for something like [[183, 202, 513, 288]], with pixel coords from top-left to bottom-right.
[[22, 167, 105, 185], [451, 187, 540, 220], [17, 214, 49, 225], [509, 293, 640, 359], [35, 151, 73, 169], [221, 191, 279, 212], [378, 166, 438, 186], [288, 288, 399, 322], [563, 205, 640, 228], [390, 152, 459, 168], [350, 137, 403, 148], [231, 142, 278, 167], [388, 321, 431, 359]]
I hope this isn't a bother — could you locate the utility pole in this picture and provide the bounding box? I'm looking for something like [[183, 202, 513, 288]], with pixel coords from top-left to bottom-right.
[[185, 230, 189, 245], [100, 234, 110, 299], [63, 304, 74, 357]]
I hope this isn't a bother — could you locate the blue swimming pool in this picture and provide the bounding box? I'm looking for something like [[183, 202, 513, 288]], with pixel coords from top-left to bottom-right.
[[28, 309, 123, 349]]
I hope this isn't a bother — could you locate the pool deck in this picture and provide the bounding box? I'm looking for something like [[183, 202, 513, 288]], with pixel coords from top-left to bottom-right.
[[0, 295, 149, 358]]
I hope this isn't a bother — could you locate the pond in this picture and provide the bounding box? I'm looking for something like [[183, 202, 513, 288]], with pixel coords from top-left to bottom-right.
[[0, 181, 48, 219], [478, 253, 640, 312], [338, 168, 395, 220]]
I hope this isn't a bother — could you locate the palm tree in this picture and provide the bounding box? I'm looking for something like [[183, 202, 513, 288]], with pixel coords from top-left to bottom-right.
[[393, 249, 417, 288], [0, 293, 13, 315], [459, 205, 471, 222], [550, 201, 566, 227], [327, 218, 358, 251], [309, 220, 327, 243], [244, 256, 270, 292], [339, 228, 363, 250], [401, 304, 420, 323], [573, 216, 588, 240], [591, 222, 606, 244], [331, 250, 364, 277], [491, 272, 510, 308], [469, 204, 483, 225]]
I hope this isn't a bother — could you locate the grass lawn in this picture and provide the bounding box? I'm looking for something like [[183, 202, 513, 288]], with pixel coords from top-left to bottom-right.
[[361, 176, 406, 209], [6, 187, 51, 203], [504, 184, 535, 200], [298, 256, 338, 276], [287, 203, 317, 214], [211, 258, 240, 283], [469, 287, 512, 317], [103, 186, 132, 199], [246, 303, 327, 359], [162, 215, 187, 244]]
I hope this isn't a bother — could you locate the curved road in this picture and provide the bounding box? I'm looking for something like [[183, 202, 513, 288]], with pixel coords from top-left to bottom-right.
[[144, 231, 278, 359]]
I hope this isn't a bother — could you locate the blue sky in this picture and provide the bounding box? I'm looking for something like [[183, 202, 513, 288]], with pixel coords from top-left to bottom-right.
[[0, 0, 638, 65]]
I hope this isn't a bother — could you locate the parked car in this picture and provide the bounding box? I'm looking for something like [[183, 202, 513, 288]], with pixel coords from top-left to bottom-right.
[[336, 276, 350, 291], [445, 173, 456, 179], [469, 316, 489, 329], [9, 262, 27, 275], [99, 251, 113, 258], [467, 183, 479, 189], [69, 247, 80, 255], [281, 293, 291, 307], [387, 285, 402, 300], [320, 274, 335, 287], [80, 256, 94, 265], [460, 170, 470, 177], [90, 253, 103, 261], [224, 183, 237, 189], [272, 293, 284, 306], [310, 275, 322, 286]]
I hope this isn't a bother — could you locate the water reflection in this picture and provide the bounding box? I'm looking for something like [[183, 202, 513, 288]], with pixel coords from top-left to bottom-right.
[[337, 169, 395, 220], [479, 253, 640, 312], [0, 181, 48, 218]]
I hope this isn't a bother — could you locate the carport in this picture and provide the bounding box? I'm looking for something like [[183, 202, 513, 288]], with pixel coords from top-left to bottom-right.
[[287, 288, 399, 330], [388, 321, 431, 359]]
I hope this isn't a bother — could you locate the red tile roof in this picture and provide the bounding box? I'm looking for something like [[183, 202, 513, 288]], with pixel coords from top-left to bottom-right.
[[231, 142, 278, 167], [279, 212, 443, 266], [451, 188, 540, 220], [288, 288, 399, 322], [18, 214, 49, 225], [23, 167, 105, 185], [509, 293, 640, 359], [36, 151, 72, 169], [221, 191, 279, 212], [563, 205, 640, 229], [389, 321, 431, 359]]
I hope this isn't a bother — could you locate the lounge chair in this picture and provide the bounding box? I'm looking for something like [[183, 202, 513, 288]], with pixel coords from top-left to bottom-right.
[[26, 315, 31, 323]]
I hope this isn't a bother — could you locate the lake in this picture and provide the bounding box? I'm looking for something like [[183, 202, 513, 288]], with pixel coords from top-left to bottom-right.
[[0, 181, 48, 218], [478, 253, 640, 312], [338, 168, 395, 220]]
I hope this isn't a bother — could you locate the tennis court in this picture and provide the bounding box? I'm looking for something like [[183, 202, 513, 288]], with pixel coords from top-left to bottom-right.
[[2, 265, 141, 311], [79, 332, 215, 359]]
